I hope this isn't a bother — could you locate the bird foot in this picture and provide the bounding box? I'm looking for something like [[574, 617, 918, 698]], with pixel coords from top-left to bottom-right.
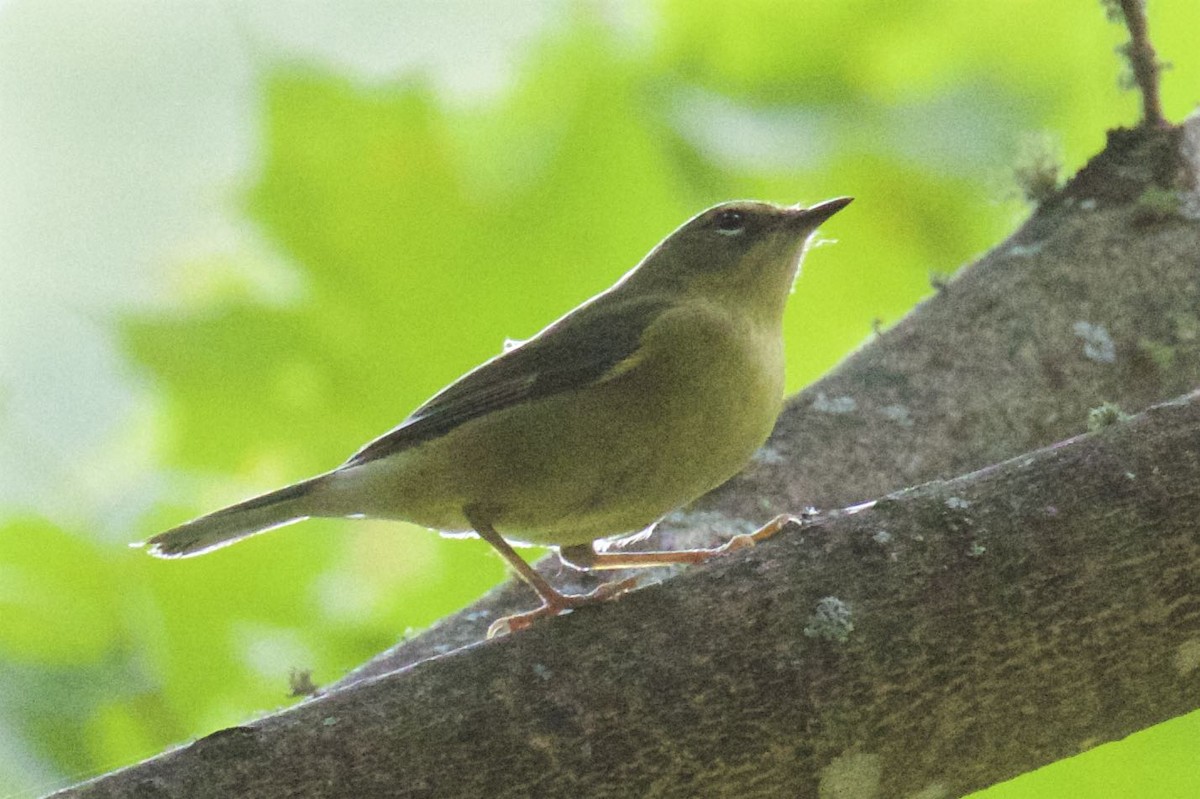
[[712, 512, 801, 555], [487, 576, 638, 638]]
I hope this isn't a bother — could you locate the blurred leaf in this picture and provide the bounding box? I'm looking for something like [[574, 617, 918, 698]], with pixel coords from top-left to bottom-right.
[[0, 518, 121, 664], [974, 711, 1200, 798]]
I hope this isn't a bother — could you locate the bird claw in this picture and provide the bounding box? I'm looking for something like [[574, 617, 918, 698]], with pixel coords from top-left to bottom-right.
[[716, 533, 756, 554], [487, 576, 638, 638], [711, 513, 801, 557]]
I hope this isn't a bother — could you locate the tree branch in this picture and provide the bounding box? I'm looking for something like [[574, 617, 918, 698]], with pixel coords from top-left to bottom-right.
[[52, 95, 1200, 799], [57, 390, 1200, 798], [1116, 0, 1169, 128]]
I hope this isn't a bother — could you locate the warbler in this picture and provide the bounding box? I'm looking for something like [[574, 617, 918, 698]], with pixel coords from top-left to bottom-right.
[[142, 197, 851, 636]]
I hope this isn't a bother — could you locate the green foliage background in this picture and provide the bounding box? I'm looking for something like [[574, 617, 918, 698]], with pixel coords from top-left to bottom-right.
[[1, 1, 1198, 795]]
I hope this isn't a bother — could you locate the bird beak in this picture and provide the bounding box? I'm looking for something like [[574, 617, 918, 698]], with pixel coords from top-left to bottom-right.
[[790, 196, 853, 228]]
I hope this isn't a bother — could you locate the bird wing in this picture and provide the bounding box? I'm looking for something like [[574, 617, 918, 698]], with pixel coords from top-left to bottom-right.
[[343, 292, 670, 466]]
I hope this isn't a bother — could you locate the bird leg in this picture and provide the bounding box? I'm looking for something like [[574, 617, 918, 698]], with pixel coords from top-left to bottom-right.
[[470, 511, 799, 637], [559, 513, 798, 570], [468, 510, 637, 638]]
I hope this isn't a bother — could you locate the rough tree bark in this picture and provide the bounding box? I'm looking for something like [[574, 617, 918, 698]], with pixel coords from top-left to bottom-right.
[[52, 67, 1200, 799]]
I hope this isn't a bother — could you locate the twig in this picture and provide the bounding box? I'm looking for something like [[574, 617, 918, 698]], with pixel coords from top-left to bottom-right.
[[1116, 0, 1169, 128]]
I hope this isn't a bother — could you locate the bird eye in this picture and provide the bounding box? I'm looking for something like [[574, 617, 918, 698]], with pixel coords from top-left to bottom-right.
[[713, 209, 747, 235]]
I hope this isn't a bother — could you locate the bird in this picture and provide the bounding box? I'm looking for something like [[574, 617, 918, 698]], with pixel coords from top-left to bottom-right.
[[141, 197, 852, 636]]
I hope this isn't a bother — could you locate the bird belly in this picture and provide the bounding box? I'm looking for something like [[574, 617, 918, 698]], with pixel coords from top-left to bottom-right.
[[329, 310, 784, 548]]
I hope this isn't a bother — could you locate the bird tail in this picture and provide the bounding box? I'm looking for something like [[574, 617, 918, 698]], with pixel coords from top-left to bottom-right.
[[140, 476, 327, 558]]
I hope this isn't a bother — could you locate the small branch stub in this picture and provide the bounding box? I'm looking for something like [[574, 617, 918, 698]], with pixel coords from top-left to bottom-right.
[[1110, 0, 1170, 128]]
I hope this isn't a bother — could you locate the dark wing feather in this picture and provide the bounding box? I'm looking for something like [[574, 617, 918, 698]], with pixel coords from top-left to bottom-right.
[[344, 293, 669, 466]]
